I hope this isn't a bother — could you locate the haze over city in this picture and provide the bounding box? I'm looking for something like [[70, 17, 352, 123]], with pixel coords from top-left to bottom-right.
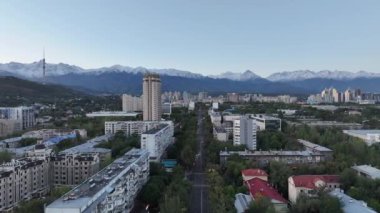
[[1, 0, 380, 76]]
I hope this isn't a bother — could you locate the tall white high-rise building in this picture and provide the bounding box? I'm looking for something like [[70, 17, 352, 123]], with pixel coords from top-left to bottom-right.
[[0, 106, 35, 129], [143, 74, 162, 121], [233, 116, 257, 150], [122, 94, 143, 112]]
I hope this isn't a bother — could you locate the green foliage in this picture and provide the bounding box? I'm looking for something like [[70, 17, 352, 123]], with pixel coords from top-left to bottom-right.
[[0, 151, 12, 164], [290, 193, 342, 213], [246, 196, 276, 213], [19, 138, 37, 147], [95, 132, 140, 159]]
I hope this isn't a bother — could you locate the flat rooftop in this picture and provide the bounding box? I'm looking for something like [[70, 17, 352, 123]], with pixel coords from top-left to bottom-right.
[[61, 135, 112, 154], [220, 150, 324, 157], [251, 114, 280, 120], [47, 149, 148, 210], [352, 165, 380, 179], [142, 124, 168, 134]]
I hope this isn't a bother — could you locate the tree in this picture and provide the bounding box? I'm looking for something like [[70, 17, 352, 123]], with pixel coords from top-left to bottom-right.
[[180, 145, 195, 169], [246, 196, 275, 213], [0, 151, 12, 164]]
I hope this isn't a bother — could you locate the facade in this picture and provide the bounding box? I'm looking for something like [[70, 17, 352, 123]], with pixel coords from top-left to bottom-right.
[[0, 106, 36, 129], [352, 165, 380, 179], [162, 102, 172, 115], [0, 119, 22, 137], [227, 93, 240, 103], [143, 73, 162, 121], [241, 169, 268, 182], [233, 116, 257, 150], [246, 178, 288, 213], [0, 157, 50, 212], [251, 114, 281, 131], [288, 175, 340, 203], [141, 124, 174, 161], [50, 153, 100, 186], [122, 94, 143, 112], [188, 101, 195, 111], [46, 149, 149, 213], [104, 120, 173, 136]]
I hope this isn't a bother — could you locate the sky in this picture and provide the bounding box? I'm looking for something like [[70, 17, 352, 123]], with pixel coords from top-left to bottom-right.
[[0, 0, 380, 77]]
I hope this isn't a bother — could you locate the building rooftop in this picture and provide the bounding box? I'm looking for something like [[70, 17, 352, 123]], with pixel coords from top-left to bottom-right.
[[220, 150, 325, 157], [142, 124, 168, 135], [47, 149, 148, 210], [242, 169, 268, 177], [234, 193, 252, 213], [343, 130, 380, 135], [251, 114, 280, 120], [246, 177, 287, 204], [352, 165, 380, 179], [60, 135, 112, 154], [290, 175, 340, 189], [329, 189, 376, 213], [86, 111, 139, 117], [297, 139, 332, 152], [214, 126, 226, 133]]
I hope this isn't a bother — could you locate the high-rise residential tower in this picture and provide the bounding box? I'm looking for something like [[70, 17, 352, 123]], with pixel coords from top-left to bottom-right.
[[143, 73, 162, 121]]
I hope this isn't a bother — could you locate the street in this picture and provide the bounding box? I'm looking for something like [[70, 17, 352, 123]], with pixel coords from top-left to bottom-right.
[[189, 108, 209, 213]]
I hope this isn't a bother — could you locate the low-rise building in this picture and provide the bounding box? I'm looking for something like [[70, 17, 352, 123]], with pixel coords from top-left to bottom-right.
[[220, 150, 329, 166], [234, 193, 252, 213], [86, 111, 139, 118], [141, 124, 174, 161], [343, 130, 380, 145], [46, 149, 149, 213], [246, 178, 288, 213], [288, 175, 340, 203], [251, 114, 281, 131], [297, 139, 333, 159], [329, 188, 377, 213], [241, 169, 268, 182], [351, 165, 380, 180]]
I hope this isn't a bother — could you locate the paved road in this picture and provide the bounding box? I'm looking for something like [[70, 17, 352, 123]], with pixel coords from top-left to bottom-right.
[[189, 108, 209, 213]]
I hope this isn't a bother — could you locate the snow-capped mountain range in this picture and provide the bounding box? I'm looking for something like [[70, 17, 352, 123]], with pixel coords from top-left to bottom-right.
[[0, 61, 379, 82]]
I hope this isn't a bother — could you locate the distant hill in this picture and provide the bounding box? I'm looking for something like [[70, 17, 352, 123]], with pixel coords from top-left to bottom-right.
[[0, 76, 84, 105]]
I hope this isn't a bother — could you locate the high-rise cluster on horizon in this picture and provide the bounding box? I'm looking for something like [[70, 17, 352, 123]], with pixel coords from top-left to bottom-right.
[[143, 73, 162, 121]]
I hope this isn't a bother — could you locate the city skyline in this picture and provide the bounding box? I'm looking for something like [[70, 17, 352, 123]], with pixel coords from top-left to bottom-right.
[[1, 0, 380, 76]]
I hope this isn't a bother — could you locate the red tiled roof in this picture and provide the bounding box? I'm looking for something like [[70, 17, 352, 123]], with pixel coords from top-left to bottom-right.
[[246, 178, 287, 204], [242, 169, 268, 177], [290, 175, 340, 189]]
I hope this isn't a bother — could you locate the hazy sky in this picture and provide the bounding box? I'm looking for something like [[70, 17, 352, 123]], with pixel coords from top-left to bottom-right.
[[1, 0, 379, 76]]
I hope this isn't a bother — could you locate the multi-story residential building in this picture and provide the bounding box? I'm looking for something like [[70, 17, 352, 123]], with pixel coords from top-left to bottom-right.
[[0, 157, 50, 212], [198, 91, 208, 101], [233, 116, 257, 150], [227, 93, 240, 103], [104, 120, 173, 136], [0, 119, 22, 137], [162, 102, 172, 115], [141, 124, 174, 161], [0, 106, 36, 129], [143, 73, 162, 121], [251, 114, 281, 131], [288, 175, 340, 203], [46, 149, 149, 213], [122, 94, 143, 112], [188, 101, 195, 111], [50, 153, 100, 186], [351, 165, 380, 180]]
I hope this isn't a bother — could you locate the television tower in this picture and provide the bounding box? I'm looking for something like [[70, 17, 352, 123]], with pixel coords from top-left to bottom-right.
[[42, 48, 46, 84]]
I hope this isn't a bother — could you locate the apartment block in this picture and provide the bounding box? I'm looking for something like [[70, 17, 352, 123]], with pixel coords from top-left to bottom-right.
[[122, 94, 143, 112], [0, 119, 22, 137], [46, 148, 149, 213], [104, 120, 173, 136], [0, 107, 36, 130], [141, 124, 174, 161], [50, 153, 100, 186], [233, 116, 257, 150], [251, 114, 281, 131], [0, 157, 50, 212]]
